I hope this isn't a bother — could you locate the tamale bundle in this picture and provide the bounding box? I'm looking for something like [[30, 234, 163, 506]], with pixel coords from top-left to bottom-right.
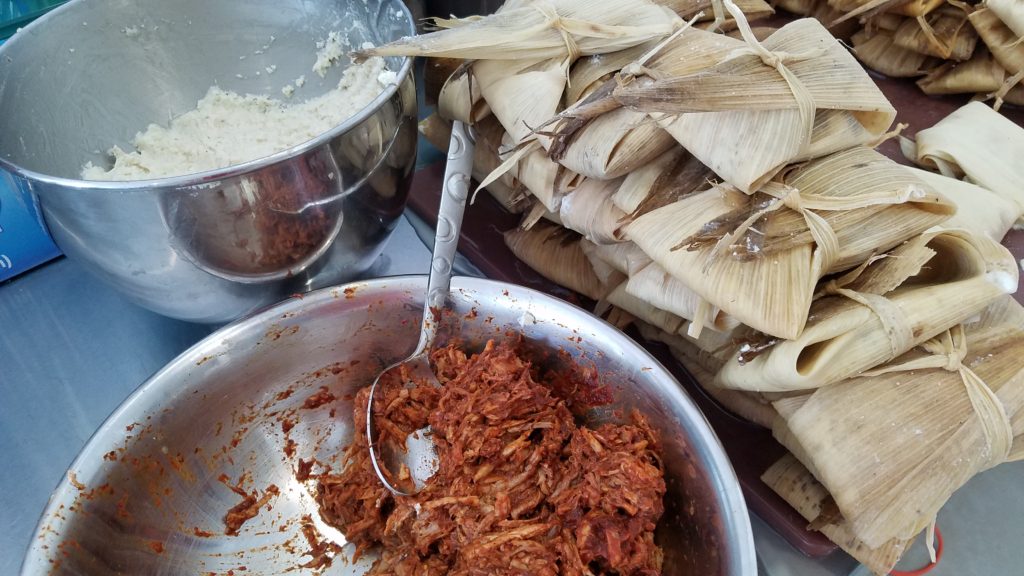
[[916, 47, 1006, 95], [600, 281, 689, 334], [970, 7, 1024, 76], [557, 177, 626, 244], [909, 101, 1024, 219], [503, 221, 610, 300], [851, 28, 936, 77], [892, 5, 976, 61], [436, 63, 491, 125], [770, 296, 1024, 554], [717, 229, 1018, 392], [626, 262, 740, 333], [623, 147, 954, 340]]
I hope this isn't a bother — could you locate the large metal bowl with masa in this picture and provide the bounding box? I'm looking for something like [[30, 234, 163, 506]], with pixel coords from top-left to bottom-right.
[[0, 0, 418, 323], [21, 276, 756, 575]]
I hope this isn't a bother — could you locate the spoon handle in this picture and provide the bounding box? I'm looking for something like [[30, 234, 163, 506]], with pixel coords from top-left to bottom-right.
[[415, 120, 475, 355]]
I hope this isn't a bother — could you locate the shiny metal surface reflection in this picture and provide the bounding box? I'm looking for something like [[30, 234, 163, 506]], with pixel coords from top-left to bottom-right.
[[0, 0, 418, 323], [21, 276, 756, 575]]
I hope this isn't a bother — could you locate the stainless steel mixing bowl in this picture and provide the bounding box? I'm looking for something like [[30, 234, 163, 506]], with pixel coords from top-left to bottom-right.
[[21, 276, 756, 575], [0, 0, 418, 323]]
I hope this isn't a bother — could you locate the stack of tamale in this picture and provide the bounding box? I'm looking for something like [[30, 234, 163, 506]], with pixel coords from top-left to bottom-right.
[[365, 0, 1024, 573], [771, 0, 1024, 108]]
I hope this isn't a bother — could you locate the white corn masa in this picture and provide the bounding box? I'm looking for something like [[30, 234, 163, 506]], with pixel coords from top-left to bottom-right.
[[82, 57, 389, 181]]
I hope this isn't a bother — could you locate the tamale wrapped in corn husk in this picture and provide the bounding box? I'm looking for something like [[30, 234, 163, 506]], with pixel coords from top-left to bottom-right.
[[475, 58, 568, 145], [917, 47, 1006, 95], [762, 454, 912, 575], [888, 0, 946, 18], [717, 229, 1019, 392], [614, 16, 897, 193], [910, 101, 1024, 220], [567, 44, 653, 104], [988, 0, 1024, 39], [551, 107, 678, 180], [558, 177, 626, 244], [624, 147, 955, 340], [970, 8, 1024, 77], [852, 29, 936, 77], [770, 296, 1024, 549], [580, 239, 652, 279], [505, 137, 582, 212], [601, 282, 689, 334], [360, 0, 681, 61], [660, 0, 775, 21], [637, 322, 778, 426], [892, 5, 977, 61], [626, 262, 740, 333], [504, 221, 610, 300], [862, 11, 905, 33], [611, 148, 714, 217], [437, 64, 491, 125], [908, 167, 1018, 241]]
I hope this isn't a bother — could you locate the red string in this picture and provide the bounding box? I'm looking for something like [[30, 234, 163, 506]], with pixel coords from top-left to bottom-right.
[[890, 525, 944, 576]]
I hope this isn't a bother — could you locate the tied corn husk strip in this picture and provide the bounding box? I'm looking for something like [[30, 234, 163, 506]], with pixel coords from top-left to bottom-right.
[[717, 229, 1019, 392], [558, 177, 627, 244], [892, 6, 976, 61], [624, 147, 954, 340], [761, 454, 911, 576], [771, 296, 1024, 549], [580, 239, 652, 279], [612, 148, 714, 218], [988, 0, 1024, 39], [917, 47, 1006, 95], [908, 167, 1018, 241], [910, 101, 1024, 220], [626, 262, 741, 333], [637, 322, 779, 427], [359, 0, 682, 61], [503, 221, 610, 300], [614, 14, 897, 193], [600, 281, 689, 334], [852, 29, 936, 77]]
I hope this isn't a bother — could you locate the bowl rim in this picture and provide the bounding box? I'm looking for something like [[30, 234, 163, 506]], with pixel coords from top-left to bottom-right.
[[20, 275, 757, 575], [0, 0, 416, 192]]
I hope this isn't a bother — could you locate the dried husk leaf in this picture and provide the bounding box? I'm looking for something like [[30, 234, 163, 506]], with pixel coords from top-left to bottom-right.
[[360, 0, 682, 61], [908, 167, 1018, 241], [762, 454, 911, 576], [717, 229, 1019, 392], [917, 47, 1006, 95], [605, 281, 688, 334], [558, 177, 627, 244], [772, 296, 1024, 548], [911, 101, 1024, 219], [659, 0, 775, 20], [887, 0, 946, 18], [567, 43, 654, 104], [475, 58, 568, 145], [612, 148, 714, 219], [828, 0, 943, 19], [503, 221, 609, 300], [852, 28, 935, 77], [892, 6, 976, 61], [554, 108, 678, 179], [580, 239, 653, 277], [616, 19, 896, 192], [970, 7, 1024, 76], [626, 262, 740, 331], [988, 0, 1024, 39], [438, 64, 492, 125]]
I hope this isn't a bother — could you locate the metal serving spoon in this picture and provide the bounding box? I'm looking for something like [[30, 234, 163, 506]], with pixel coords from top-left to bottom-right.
[[366, 120, 475, 496]]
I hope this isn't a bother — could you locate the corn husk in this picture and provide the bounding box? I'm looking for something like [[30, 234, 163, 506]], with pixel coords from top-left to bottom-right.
[[988, 0, 1024, 39], [892, 6, 976, 61], [437, 64, 492, 125], [660, 0, 775, 20], [626, 262, 740, 332], [475, 58, 569, 145], [771, 296, 1024, 549], [908, 167, 1018, 241], [829, 0, 944, 20], [762, 454, 911, 576], [360, 0, 681, 61], [852, 29, 935, 77], [424, 57, 463, 107], [568, 44, 654, 104], [862, 11, 905, 33], [552, 107, 678, 179], [717, 229, 1019, 392], [917, 47, 1006, 95], [970, 7, 1024, 77], [910, 101, 1024, 219], [601, 281, 689, 334], [614, 17, 897, 193], [611, 148, 714, 217], [503, 221, 610, 300], [419, 113, 453, 152], [557, 177, 626, 244], [623, 148, 954, 340], [775, 0, 815, 15], [507, 137, 583, 212], [580, 239, 652, 280]]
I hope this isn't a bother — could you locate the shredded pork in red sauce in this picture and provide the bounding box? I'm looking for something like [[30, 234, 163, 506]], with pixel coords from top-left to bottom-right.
[[316, 340, 666, 575]]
